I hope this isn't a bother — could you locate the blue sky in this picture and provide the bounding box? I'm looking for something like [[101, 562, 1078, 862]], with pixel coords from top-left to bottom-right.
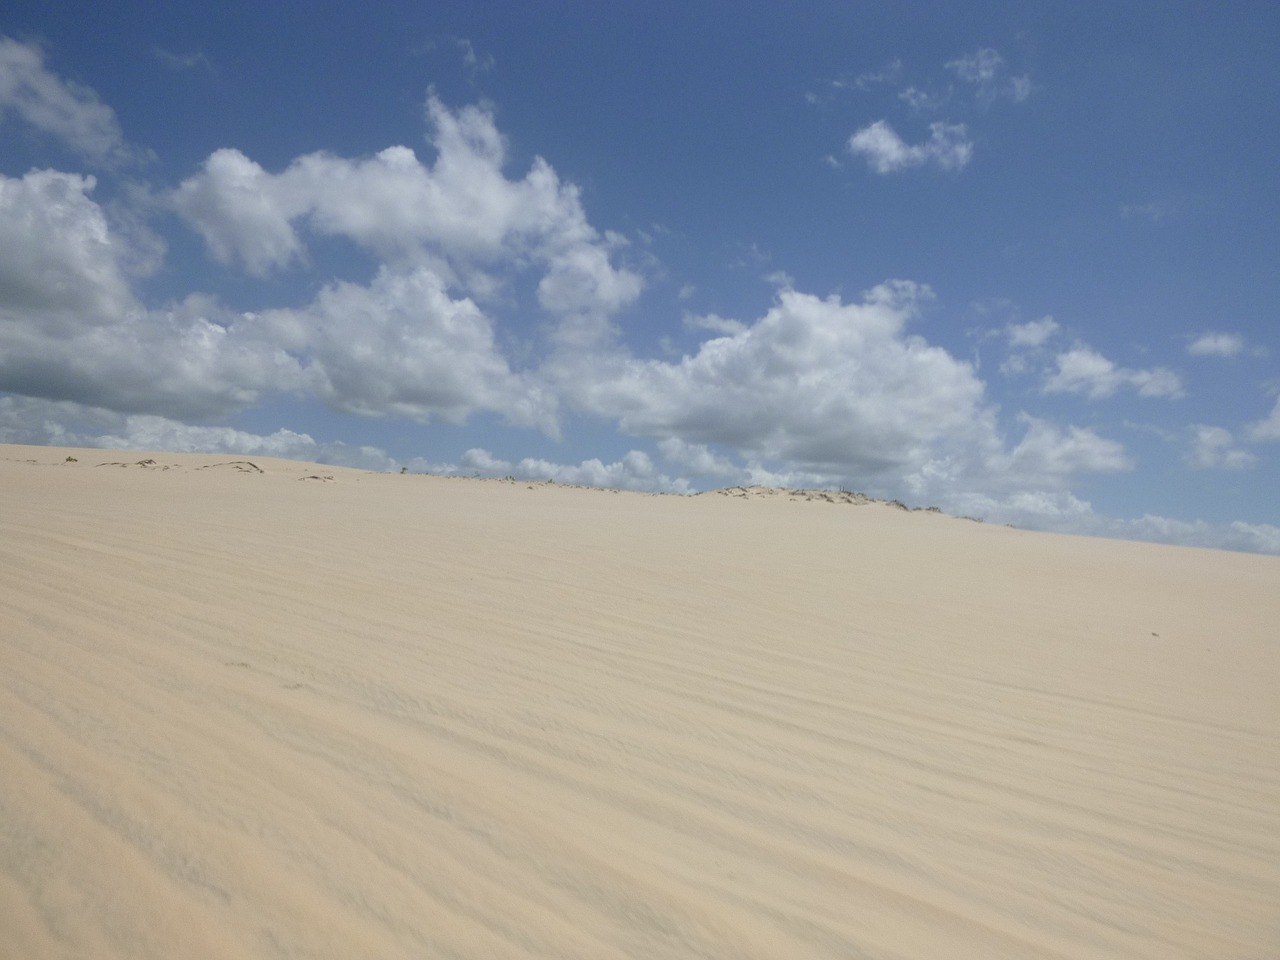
[[2, 1, 1278, 552]]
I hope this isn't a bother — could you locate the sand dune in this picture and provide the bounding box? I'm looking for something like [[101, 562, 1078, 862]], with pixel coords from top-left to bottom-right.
[[1, 444, 1277, 959]]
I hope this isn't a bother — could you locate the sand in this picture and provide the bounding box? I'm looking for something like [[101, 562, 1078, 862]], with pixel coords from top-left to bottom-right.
[[1, 444, 1277, 959]]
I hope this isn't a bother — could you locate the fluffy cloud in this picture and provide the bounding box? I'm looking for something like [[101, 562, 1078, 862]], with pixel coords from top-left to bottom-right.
[[1, 297, 302, 421], [1044, 346, 1183, 399], [262, 265, 555, 431], [170, 148, 307, 276], [1186, 425, 1256, 469], [2, 98, 639, 429], [656, 437, 743, 481], [1187, 332, 1244, 358], [570, 282, 995, 476], [1006, 316, 1059, 348], [556, 282, 1138, 516], [1000, 415, 1133, 480], [0, 169, 137, 326], [848, 120, 973, 174], [0, 169, 294, 418], [172, 98, 642, 338], [0, 37, 129, 164], [999, 317, 1061, 376]]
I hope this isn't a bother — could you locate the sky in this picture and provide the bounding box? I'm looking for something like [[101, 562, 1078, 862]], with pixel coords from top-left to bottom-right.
[[1, 1, 1278, 552]]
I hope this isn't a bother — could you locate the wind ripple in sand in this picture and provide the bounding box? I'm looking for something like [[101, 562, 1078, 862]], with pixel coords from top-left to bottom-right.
[[1, 445, 1278, 959]]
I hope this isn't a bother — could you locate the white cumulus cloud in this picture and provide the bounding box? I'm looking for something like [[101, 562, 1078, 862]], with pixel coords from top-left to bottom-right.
[[0, 168, 137, 327], [0, 170, 294, 419], [569, 281, 995, 476], [1006, 316, 1059, 348], [848, 120, 973, 174], [171, 97, 642, 340], [1, 97, 642, 428], [1001, 414, 1133, 481], [1187, 332, 1244, 358], [261, 265, 556, 432], [171, 148, 308, 276], [1044, 346, 1183, 399]]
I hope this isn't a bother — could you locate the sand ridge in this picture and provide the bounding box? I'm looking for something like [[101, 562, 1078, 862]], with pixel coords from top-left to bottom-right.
[[1, 444, 1278, 959]]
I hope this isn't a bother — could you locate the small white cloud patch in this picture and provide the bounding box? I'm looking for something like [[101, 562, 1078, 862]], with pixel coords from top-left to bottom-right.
[[945, 48, 1031, 104], [1187, 332, 1244, 358], [1006, 316, 1059, 349], [1044, 346, 1183, 399], [1186, 425, 1256, 470], [848, 120, 973, 174]]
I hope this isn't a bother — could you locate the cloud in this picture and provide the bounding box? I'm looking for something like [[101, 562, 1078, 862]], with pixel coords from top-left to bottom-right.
[[554, 281, 1138, 521], [897, 86, 944, 112], [171, 97, 641, 338], [0, 37, 129, 164], [0, 396, 399, 470], [262, 265, 556, 431], [907, 415, 1128, 524], [0, 171, 299, 419], [1006, 316, 1059, 349], [945, 48, 1031, 104], [656, 437, 742, 481], [569, 282, 1000, 477], [848, 120, 973, 174], [0, 297, 302, 421], [1001, 414, 1133, 480], [1000, 317, 1060, 375], [171, 148, 308, 276], [1043, 346, 1183, 399], [1185, 425, 1257, 469], [0, 168, 137, 326], [943, 483, 1280, 555], [1187, 332, 1244, 358], [1121, 516, 1280, 556], [0, 165, 537, 427], [4, 97, 641, 431], [452, 447, 690, 492], [1246, 397, 1280, 442]]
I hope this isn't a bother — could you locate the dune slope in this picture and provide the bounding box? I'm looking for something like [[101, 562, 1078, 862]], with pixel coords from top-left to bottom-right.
[[1, 445, 1278, 959]]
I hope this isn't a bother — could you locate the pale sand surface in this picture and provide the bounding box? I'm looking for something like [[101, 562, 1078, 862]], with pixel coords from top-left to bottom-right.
[[1, 444, 1277, 959]]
